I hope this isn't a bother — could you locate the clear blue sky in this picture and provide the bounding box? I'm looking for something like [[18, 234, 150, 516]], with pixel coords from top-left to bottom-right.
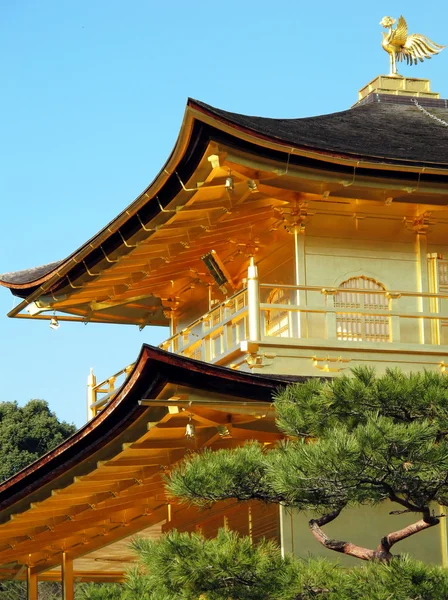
[[0, 1, 447, 428]]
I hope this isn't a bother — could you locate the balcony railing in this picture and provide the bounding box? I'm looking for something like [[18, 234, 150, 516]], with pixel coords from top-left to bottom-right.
[[87, 363, 135, 419], [159, 289, 249, 362], [159, 282, 448, 363], [88, 279, 448, 418]]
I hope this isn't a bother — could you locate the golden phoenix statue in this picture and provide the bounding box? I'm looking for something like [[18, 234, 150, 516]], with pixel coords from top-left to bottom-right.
[[380, 16, 444, 76]]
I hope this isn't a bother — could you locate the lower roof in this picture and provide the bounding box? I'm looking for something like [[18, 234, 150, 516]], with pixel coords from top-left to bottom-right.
[[0, 345, 300, 513], [0, 346, 307, 578]]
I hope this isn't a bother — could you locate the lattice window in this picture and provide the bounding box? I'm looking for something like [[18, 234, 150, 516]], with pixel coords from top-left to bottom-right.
[[266, 288, 290, 338], [335, 277, 390, 342], [438, 260, 448, 289], [435, 258, 448, 332]]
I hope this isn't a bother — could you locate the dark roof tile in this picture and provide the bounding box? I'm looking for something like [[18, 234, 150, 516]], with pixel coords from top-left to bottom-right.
[[0, 261, 62, 285], [193, 99, 448, 166]]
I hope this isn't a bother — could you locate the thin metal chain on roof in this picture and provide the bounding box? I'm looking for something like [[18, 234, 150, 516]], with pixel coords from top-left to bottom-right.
[[412, 97, 448, 127]]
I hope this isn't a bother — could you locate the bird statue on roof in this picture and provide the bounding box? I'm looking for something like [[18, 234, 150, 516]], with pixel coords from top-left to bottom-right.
[[380, 16, 444, 77]]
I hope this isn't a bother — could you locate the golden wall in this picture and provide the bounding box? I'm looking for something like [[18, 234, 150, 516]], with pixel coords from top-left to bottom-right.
[[168, 199, 448, 378]]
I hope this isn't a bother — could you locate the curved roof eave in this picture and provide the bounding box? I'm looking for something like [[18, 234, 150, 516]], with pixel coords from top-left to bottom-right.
[[2, 97, 448, 308], [190, 99, 448, 170], [0, 102, 199, 297], [0, 345, 304, 514]]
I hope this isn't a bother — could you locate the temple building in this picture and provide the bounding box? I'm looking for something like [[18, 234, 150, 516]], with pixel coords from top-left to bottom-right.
[[1, 74, 448, 598]]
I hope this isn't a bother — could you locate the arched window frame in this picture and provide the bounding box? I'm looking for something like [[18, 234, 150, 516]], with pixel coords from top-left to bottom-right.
[[334, 276, 390, 343]]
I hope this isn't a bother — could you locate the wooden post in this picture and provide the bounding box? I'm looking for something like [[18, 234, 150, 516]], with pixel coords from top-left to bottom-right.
[[293, 229, 307, 338], [27, 567, 38, 600], [324, 290, 337, 340], [416, 232, 430, 344], [387, 293, 401, 343], [62, 552, 74, 600], [390, 315, 401, 343], [428, 253, 441, 345], [86, 368, 97, 421], [247, 258, 261, 341]]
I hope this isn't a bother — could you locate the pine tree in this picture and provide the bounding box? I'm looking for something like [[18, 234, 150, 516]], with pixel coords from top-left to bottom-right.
[[75, 582, 123, 599], [167, 367, 448, 562], [127, 530, 448, 600]]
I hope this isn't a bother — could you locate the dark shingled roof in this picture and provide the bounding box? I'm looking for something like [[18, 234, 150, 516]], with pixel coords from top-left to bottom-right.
[[194, 99, 448, 167], [0, 344, 309, 512], [2, 95, 448, 295], [0, 260, 62, 286]]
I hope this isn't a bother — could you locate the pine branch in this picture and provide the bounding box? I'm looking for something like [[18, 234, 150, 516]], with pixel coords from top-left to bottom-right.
[[309, 510, 377, 561], [377, 513, 440, 554]]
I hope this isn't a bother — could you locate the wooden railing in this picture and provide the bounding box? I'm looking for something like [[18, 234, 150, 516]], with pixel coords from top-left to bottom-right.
[[88, 280, 448, 418], [159, 283, 448, 363], [87, 363, 135, 419], [159, 289, 249, 362], [258, 283, 448, 345]]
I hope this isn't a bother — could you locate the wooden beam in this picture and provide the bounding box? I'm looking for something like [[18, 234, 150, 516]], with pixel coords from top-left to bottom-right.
[[0, 523, 61, 540], [9, 504, 92, 523], [0, 497, 164, 563], [14, 564, 26, 580], [27, 567, 38, 600], [44, 490, 113, 507], [163, 500, 239, 533], [53, 479, 138, 496], [99, 456, 170, 467], [75, 470, 146, 482], [127, 439, 191, 450], [29, 505, 168, 576], [230, 427, 282, 442], [188, 406, 232, 425], [39, 569, 125, 583], [62, 552, 74, 600]]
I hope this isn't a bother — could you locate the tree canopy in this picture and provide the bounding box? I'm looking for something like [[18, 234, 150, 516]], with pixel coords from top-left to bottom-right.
[[125, 529, 448, 600], [167, 367, 448, 562], [0, 400, 76, 599], [5, 371, 448, 598], [0, 399, 76, 482]]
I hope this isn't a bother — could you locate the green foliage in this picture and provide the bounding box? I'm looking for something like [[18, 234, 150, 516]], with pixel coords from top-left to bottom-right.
[[0, 399, 76, 481], [75, 582, 124, 600], [129, 528, 328, 600], [332, 555, 448, 600], [0, 581, 124, 600], [126, 529, 448, 600], [65, 368, 448, 598], [168, 442, 276, 506], [0, 581, 25, 600], [274, 366, 448, 438], [0, 581, 62, 600], [167, 368, 448, 513], [0, 400, 76, 598]]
